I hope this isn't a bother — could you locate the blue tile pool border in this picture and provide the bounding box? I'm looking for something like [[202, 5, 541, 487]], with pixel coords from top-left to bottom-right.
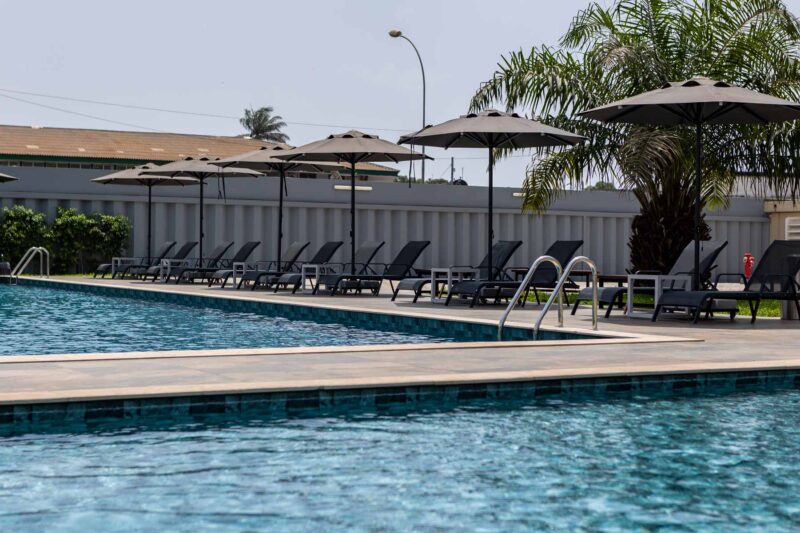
[[15, 277, 596, 343], [2, 368, 799, 433]]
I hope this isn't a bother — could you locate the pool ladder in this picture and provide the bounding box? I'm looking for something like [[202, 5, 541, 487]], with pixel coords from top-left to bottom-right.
[[10, 246, 50, 284], [497, 255, 599, 340]]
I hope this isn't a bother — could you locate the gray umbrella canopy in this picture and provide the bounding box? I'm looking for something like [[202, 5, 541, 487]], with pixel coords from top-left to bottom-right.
[[273, 131, 429, 273], [0, 172, 19, 183], [581, 77, 800, 289], [580, 77, 800, 125], [217, 145, 342, 265], [141, 156, 262, 261], [93, 164, 198, 262], [399, 109, 585, 279]]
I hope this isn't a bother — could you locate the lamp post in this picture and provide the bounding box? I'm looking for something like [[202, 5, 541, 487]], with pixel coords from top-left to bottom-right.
[[389, 29, 426, 184]]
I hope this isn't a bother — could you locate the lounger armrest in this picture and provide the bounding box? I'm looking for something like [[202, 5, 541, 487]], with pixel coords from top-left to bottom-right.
[[760, 274, 798, 293], [713, 272, 747, 289], [634, 269, 662, 275]]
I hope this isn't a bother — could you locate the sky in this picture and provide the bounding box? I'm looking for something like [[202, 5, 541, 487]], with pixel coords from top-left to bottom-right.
[[3, 0, 800, 187]]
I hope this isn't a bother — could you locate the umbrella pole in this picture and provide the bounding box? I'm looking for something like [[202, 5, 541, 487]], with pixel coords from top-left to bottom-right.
[[350, 164, 356, 274], [278, 167, 285, 269], [693, 124, 702, 291], [147, 184, 153, 264], [199, 178, 204, 262], [488, 147, 494, 281]]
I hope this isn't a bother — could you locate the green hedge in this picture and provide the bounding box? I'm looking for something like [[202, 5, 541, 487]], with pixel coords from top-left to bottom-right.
[[0, 205, 131, 274]]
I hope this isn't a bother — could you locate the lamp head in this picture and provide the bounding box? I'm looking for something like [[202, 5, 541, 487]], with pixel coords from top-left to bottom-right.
[[388, 29, 402, 38]]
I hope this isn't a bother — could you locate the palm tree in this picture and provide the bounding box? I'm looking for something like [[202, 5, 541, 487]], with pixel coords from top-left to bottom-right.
[[240, 106, 289, 143], [471, 0, 800, 272]]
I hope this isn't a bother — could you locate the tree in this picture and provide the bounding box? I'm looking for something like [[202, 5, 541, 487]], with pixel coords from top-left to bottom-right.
[[471, 0, 800, 272], [240, 106, 289, 143], [585, 181, 617, 192]]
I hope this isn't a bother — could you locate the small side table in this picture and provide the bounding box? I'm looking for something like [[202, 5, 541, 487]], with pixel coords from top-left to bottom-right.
[[231, 262, 248, 288], [111, 257, 137, 278], [300, 264, 323, 293], [430, 267, 479, 304], [626, 274, 691, 318]]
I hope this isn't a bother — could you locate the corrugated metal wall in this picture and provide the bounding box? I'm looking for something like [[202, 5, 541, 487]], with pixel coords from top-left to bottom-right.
[[0, 165, 770, 274]]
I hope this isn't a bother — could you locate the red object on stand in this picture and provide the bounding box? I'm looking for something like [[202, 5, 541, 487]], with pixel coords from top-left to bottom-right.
[[743, 252, 755, 279]]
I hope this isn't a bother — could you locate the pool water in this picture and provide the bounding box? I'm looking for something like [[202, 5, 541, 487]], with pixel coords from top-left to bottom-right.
[[1, 389, 799, 531], [0, 285, 453, 355]]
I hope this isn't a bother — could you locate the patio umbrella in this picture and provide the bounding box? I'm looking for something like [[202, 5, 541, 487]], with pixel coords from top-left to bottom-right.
[[273, 131, 429, 274], [93, 163, 198, 262], [580, 76, 800, 289], [399, 109, 584, 280], [217, 144, 340, 267], [141, 156, 262, 261], [0, 172, 18, 183]]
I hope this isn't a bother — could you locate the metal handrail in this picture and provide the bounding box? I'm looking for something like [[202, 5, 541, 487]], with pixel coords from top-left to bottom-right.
[[497, 255, 562, 340], [10, 246, 50, 283], [534, 256, 598, 339]]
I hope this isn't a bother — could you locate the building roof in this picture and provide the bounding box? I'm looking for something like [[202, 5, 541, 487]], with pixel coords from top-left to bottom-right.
[[0, 124, 399, 175]]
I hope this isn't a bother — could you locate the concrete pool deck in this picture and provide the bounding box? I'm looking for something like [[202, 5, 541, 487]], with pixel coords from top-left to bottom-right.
[[2, 276, 800, 409]]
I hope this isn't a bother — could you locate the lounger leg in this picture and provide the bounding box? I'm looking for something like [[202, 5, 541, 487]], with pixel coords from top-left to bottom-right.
[[794, 298, 800, 320], [571, 298, 581, 316], [651, 304, 662, 322], [749, 299, 760, 324], [391, 286, 400, 302]]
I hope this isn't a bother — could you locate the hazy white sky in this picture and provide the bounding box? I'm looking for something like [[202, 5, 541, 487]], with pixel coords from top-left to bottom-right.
[[3, 0, 800, 187]]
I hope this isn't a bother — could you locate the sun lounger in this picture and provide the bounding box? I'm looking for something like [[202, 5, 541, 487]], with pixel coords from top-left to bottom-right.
[[169, 241, 233, 283], [312, 241, 385, 295], [135, 241, 198, 281], [260, 241, 344, 293], [323, 240, 431, 296], [446, 240, 583, 307], [392, 240, 522, 304], [180, 241, 259, 286], [235, 241, 310, 290], [572, 240, 728, 318], [94, 241, 176, 279], [653, 240, 800, 323]]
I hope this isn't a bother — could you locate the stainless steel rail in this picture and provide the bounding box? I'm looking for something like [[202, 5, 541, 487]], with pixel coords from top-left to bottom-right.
[[497, 255, 562, 341], [10, 246, 50, 283], [534, 256, 598, 339]]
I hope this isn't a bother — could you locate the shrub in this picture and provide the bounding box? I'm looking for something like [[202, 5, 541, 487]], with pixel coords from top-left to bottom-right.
[[0, 205, 49, 265], [91, 212, 131, 263], [48, 208, 97, 273]]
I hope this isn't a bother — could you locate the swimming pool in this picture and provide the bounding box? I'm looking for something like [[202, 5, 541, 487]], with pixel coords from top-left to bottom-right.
[[0, 284, 460, 355], [1, 389, 798, 531]]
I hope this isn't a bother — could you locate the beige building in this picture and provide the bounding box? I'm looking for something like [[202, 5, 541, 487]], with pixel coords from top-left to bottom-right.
[[0, 124, 400, 181]]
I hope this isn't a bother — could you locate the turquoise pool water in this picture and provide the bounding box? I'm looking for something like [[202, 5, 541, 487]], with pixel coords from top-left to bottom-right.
[[1, 389, 799, 530], [0, 284, 454, 355]]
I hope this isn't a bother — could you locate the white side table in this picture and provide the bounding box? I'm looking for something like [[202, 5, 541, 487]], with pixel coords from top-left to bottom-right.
[[300, 264, 323, 293], [159, 258, 191, 282], [111, 257, 137, 278], [430, 267, 480, 304], [231, 262, 248, 288], [626, 274, 692, 318]]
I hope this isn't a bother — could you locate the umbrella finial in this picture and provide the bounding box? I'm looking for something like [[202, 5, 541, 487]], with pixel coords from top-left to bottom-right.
[[388, 29, 402, 38]]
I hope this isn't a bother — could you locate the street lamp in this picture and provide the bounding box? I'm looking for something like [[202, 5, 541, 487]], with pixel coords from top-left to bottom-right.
[[389, 29, 426, 184]]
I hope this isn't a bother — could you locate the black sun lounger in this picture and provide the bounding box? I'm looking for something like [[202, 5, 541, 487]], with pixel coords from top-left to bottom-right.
[[447, 240, 584, 307], [181, 241, 259, 286], [572, 240, 728, 318], [95, 241, 176, 279], [653, 240, 800, 324], [235, 241, 310, 290], [169, 241, 233, 284], [312, 241, 385, 295], [324, 240, 431, 296], [205, 241, 262, 287], [391, 240, 522, 304], [136, 241, 198, 282], [261, 241, 344, 293]]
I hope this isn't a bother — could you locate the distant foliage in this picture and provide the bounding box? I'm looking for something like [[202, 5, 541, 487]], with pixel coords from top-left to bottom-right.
[[0, 205, 48, 265], [584, 181, 617, 192], [240, 106, 289, 143], [0, 206, 131, 273]]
